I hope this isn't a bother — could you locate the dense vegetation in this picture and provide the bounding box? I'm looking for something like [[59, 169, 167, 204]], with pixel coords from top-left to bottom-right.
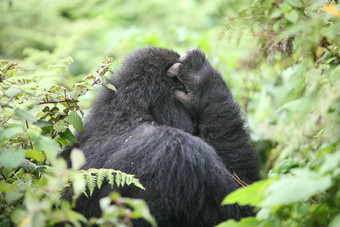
[[1, 0, 339, 226]]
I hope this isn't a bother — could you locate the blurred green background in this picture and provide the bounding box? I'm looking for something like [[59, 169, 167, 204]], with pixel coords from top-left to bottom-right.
[[1, 0, 340, 226], [0, 0, 254, 76]]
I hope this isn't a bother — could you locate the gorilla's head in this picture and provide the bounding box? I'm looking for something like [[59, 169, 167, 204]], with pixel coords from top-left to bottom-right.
[[103, 47, 194, 133]]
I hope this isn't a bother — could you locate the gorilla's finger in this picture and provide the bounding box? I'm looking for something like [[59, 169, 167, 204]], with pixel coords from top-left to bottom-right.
[[174, 90, 191, 106], [178, 53, 188, 63], [166, 63, 181, 77]]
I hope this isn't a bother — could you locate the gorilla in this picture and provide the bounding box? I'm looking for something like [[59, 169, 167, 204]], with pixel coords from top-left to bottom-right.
[[60, 47, 259, 227]]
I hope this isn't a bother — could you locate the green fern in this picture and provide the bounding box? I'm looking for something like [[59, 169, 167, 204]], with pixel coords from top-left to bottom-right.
[[75, 168, 145, 196]]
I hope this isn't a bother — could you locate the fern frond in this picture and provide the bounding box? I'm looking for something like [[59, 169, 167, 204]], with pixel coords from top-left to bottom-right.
[[115, 171, 122, 187], [106, 169, 114, 188], [73, 168, 145, 197], [96, 169, 106, 189]]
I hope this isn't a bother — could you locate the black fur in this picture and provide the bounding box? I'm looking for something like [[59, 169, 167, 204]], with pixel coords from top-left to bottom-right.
[[60, 47, 259, 227]]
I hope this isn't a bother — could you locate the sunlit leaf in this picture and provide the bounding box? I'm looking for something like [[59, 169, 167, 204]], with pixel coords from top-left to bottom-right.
[[66, 111, 84, 132], [222, 178, 275, 207], [262, 170, 332, 206], [25, 149, 45, 163]]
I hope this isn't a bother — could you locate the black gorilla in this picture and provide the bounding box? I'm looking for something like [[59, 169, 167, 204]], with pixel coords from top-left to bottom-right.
[[61, 47, 259, 227]]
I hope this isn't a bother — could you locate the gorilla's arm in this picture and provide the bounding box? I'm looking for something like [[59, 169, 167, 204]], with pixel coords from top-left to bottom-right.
[[167, 50, 259, 183]]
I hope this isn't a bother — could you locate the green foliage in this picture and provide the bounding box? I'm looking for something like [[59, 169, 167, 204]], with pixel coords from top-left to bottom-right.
[[75, 168, 145, 197], [0, 60, 153, 226], [219, 0, 340, 226], [1, 0, 340, 226], [89, 192, 157, 227]]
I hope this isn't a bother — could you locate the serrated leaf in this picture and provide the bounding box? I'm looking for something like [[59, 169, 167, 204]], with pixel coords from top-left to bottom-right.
[[60, 128, 78, 143], [14, 108, 37, 122], [70, 148, 85, 170], [66, 112, 83, 132], [285, 10, 299, 23], [0, 149, 25, 169], [25, 149, 45, 162]]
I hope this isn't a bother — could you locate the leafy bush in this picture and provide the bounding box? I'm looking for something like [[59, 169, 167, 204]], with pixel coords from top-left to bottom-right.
[[218, 0, 340, 226], [0, 60, 155, 226]]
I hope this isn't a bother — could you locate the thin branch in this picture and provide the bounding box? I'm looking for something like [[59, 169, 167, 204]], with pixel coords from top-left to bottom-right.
[[38, 99, 79, 105], [1, 117, 11, 126], [228, 171, 248, 188]]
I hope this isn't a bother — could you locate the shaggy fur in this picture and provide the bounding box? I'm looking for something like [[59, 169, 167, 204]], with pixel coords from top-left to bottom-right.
[[60, 47, 260, 227]]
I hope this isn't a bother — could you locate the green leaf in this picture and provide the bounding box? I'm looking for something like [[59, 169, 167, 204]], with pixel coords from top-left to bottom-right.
[[0, 126, 24, 141], [105, 83, 117, 92], [71, 148, 85, 170], [6, 191, 23, 204], [122, 196, 157, 227], [14, 108, 37, 122], [4, 85, 21, 98], [222, 178, 275, 207], [285, 10, 299, 23], [270, 9, 282, 19], [72, 173, 86, 196], [287, 0, 303, 8], [66, 111, 83, 132], [60, 128, 78, 143], [0, 149, 25, 169], [216, 217, 262, 227], [262, 169, 332, 206], [35, 136, 60, 163], [33, 119, 53, 128], [25, 149, 45, 162], [25, 190, 40, 213], [26, 128, 41, 141], [319, 152, 340, 174], [0, 182, 17, 193], [329, 214, 340, 227]]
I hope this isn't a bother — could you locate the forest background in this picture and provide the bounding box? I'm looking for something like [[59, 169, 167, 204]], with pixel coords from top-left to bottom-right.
[[0, 0, 339, 226]]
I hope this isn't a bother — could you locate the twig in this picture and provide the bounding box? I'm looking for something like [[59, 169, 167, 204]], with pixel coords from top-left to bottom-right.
[[38, 99, 79, 105], [228, 171, 248, 188]]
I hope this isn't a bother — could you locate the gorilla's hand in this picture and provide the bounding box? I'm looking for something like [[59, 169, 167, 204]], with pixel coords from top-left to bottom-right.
[[166, 49, 216, 111]]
